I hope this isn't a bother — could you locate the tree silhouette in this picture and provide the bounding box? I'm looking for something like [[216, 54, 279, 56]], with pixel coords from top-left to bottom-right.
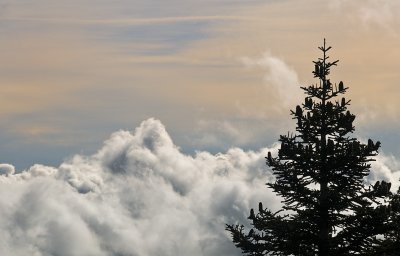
[[226, 40, 394, 255], [371, 189, 400, 256]]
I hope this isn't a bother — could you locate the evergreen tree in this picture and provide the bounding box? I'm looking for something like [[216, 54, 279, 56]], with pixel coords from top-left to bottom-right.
[[226, 40, 394, 255], [371, 189, 400, 256]]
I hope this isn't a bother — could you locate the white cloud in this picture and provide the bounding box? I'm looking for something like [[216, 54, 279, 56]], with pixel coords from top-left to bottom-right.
[[241, 52, 302, 107], [0, 118, 397, 255], [0, 163, 15, 175], [0, 118, 280, 256], [331, 0, 400, 35], [369, 153, 400, 192]]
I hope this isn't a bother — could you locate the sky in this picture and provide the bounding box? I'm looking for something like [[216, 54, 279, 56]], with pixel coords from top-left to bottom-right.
[[1, 0, 400, 255]]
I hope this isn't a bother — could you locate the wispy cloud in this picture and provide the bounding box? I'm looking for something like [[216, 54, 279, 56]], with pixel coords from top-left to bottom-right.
[[1, 15, 260, 26], [1, 0, 400, 169], [331, 0, 400, 35], [241, 52, 302, 108]]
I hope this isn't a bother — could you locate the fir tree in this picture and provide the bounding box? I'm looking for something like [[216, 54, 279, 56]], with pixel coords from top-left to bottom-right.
[[226, 40, 394, 255], [371, 189, 400, 256]]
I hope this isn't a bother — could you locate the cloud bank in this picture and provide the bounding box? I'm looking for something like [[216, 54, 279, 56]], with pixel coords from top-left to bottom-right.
[[0, 118, 281, 256], [0, 118, 398, 255]]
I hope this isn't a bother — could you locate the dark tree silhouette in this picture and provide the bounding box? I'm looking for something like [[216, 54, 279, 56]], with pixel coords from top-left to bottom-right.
[[226, 40, 395, 256], [371, 189, 400, 256]]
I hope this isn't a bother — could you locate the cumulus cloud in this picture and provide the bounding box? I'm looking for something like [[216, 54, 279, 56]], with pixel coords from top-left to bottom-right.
[[0, 118, 398, 255], [241, 52, 302, 107], [369, 153, 400, 192], [0, 163, 15, 175], [0, 118, 281, 256]]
